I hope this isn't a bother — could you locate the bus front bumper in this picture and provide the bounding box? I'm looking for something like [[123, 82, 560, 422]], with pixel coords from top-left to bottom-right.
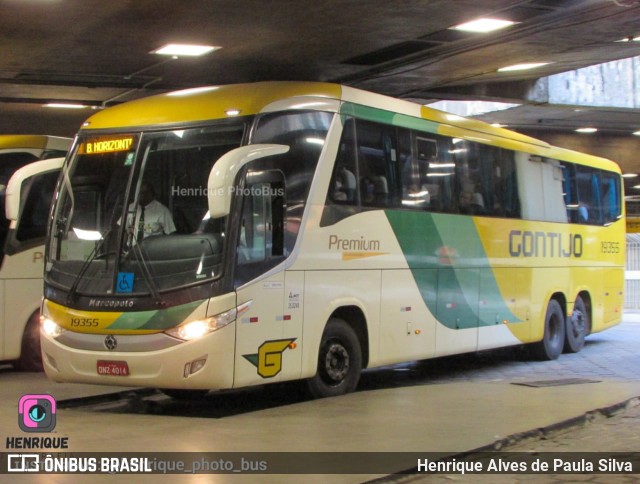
[[40, 323, 236, 390]]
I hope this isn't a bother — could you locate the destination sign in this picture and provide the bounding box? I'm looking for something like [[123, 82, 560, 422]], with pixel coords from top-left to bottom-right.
[[79, 136, 135, 154]]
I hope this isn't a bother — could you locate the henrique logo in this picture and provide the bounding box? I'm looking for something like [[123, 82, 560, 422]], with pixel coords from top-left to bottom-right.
[[18, 395, 56, 433]]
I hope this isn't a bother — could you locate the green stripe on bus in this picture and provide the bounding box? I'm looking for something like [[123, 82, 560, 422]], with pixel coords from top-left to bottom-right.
[[385, 210, 520, 329], [341, 103, 440, 134], [106, 301, 202, 330]]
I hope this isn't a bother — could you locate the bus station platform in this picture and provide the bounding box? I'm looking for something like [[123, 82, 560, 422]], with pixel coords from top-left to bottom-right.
[[2, 313, 640, 483]]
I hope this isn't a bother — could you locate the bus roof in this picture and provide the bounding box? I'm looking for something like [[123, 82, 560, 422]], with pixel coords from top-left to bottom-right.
[[545, 145, 620, 173], [79, 81, 619, 172], [0, 134, 71, 152], [81, 82, 343, 131]]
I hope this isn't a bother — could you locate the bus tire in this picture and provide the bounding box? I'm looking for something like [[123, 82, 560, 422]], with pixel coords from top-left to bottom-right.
[[306, 318, 362, 399], [531, 299, 565, 361], [160, 389, 209, 400], [15, 313, 44, 372], [564, 296, 589, 353]]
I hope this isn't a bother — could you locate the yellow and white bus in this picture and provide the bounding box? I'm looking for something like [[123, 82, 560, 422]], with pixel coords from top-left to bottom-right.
[[40, 83, 624, 398], [1, 135, 70, 370]]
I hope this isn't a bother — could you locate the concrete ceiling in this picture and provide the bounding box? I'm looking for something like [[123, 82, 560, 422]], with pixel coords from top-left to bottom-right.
[[1, 0, 640, 137]]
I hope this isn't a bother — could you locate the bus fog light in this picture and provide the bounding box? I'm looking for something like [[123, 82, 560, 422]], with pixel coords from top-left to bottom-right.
[[184, 357, 207, 377], [42, 318, 64, 338], [165, 309, 237, 341]]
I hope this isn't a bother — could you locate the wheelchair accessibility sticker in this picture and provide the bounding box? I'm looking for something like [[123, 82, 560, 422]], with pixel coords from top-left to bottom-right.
[[116, 272, 134, 293]]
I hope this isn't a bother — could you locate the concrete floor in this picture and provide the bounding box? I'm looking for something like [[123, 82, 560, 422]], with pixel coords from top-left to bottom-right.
[[2, 315, 640, 483]]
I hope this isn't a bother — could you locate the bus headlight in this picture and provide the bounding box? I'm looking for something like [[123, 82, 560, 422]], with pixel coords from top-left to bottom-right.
[[41, 317, 64, 338], [165, 308, 237, 341]]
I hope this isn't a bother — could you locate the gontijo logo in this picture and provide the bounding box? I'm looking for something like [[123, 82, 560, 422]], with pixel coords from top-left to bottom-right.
[[18, 395, 56, 433], [243, 339, 296, 378]]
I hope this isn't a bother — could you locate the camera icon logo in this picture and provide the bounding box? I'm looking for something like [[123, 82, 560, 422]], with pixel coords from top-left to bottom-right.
[[18, 394, 56, 433]]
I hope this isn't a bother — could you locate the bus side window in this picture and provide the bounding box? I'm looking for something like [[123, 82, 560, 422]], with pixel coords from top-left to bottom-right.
[[321, 119, 359, 226], [415, 135, 454, 212], [329, 118, 358, 205], [575, 165, 601, 225], [323, 118, 401, 224], [494, 149, 520, 219], [354, 121, 399, 209], [600, 173, 622, 224]]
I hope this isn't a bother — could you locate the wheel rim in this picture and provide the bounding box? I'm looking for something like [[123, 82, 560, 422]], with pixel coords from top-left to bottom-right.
[[322, 341, 350, 384], [549, 312, 563, 346], [570, 310, 585, 339]]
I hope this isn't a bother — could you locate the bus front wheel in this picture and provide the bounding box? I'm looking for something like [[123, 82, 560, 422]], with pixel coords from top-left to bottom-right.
[[307, 318, 362, 399], [531, 299, 565, 361], [564, 296, 589, 353], [15, 313, 44, 372]]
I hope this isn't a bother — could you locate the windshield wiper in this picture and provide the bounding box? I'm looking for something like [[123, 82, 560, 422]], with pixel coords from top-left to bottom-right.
[[119, 202, 166, 307], [126, 239, 166, 307], [66, 195, 122, 305], [66, 228, 113, 305]]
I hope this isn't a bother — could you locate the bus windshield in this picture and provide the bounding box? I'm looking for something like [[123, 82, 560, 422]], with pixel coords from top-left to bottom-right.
[[47, 123, 246, 297], [46, 110, 335, 299]]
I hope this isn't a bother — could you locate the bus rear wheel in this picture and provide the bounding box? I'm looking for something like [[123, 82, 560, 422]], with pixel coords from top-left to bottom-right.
[[564, 296, 589, 353], [307, 318, 362, 399], [531, 299, 565, 361]]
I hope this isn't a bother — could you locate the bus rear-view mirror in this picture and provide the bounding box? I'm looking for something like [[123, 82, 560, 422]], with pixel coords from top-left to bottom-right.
[[207, 144, 289, 218], [4, 157, 65, 221]]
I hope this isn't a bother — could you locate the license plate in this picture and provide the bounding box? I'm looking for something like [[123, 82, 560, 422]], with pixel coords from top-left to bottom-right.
[[97, 360, 130, 376]]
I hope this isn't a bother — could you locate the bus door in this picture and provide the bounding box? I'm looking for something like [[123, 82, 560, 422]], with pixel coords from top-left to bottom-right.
[[232, 170, 301, 387]]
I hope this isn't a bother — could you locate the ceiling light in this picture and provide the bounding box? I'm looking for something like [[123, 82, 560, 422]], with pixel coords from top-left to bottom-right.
[[451, 18, 516, 33], [633, 130, 640, 136], [622, 173, 638, 178], [44, 103, 87, 109], [575, 127, 597, 133], [498, 62, 550, 72], [151, 44, 220, 57]]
